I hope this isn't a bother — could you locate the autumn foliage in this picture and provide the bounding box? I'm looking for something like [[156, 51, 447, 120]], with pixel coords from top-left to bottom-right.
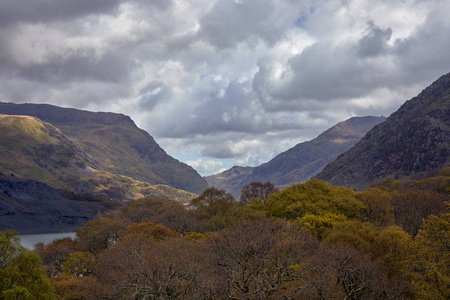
[[1, 170, 449, 299]]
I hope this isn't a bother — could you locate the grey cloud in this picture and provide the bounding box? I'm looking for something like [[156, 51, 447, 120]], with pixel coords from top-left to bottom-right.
[[356, 21, 392, 58], [12, 51, 134, 84], [252, 15, 447, 114], [0, 0, 121, 26], [131, 0, 173, 11], [139, 82, 171, 111], [201, 145, 236, 159], [198, 0, 305, 48], [392, 7, 450, 82], [253, 42, 378, 107], [174, 81, 258, 136]]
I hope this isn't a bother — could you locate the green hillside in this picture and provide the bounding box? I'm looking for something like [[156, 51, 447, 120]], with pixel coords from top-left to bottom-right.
[[0, 114, 196, 204]]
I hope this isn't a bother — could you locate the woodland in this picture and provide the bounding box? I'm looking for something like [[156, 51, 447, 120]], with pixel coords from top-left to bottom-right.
[[1, 168, 449, 299]]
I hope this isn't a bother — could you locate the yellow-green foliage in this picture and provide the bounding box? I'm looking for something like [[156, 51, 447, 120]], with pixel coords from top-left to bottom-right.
[[323, 221, 411, 276], [62, 252, 94, 277], [0, 230, 56, 299], [322, 220, 379, 253], [299, 213, 347, 239], [265, 179, 364, 220], [183, 232, 206, 242], [358, 188, 395, 227], [406, 208, 450, 299], [0, 115, 56, 146]]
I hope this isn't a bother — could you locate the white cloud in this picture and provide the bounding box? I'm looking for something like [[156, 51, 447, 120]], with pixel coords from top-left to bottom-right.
[[185, 159, 227, 176]]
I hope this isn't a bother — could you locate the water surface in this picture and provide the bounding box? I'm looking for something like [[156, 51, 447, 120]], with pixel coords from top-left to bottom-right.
[[18, 232, 76, 250]]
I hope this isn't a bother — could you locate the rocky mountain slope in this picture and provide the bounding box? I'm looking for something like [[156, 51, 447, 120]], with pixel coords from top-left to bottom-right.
[[0, 102, 208, 195], [315, 72, 450, 189], [206, 116, 385, 198], [0, 176, 96, 234]]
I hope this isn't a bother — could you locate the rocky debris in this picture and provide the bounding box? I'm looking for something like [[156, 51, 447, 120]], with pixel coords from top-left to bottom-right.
[[0, 178, 95, 234]]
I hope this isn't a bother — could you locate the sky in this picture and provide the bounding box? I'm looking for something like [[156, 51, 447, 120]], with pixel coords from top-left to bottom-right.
[[1, 0, 449, 176]]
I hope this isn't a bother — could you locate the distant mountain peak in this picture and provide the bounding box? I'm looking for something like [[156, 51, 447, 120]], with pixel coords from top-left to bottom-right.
[[206, 116, 385, 198]]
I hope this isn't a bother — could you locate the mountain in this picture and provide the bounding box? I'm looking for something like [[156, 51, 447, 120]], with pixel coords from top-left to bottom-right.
[[205, 166, 254, 199], [206, 116, 386, 198], [315, 72, 450, 189], [0, 115, 196, 233], [0, 102, 208, 195]]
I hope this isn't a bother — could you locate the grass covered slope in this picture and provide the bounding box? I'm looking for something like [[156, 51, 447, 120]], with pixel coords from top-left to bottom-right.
[[0, 114, 90, 190], [0, 114, 197, 204]]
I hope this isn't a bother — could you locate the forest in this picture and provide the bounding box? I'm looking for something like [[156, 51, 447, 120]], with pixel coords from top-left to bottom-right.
[[1, 168, 449, 299]]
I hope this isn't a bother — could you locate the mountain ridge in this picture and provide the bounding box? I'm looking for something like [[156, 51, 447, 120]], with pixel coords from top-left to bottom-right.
[[0, 102, 208, 194], [315, 72, 450, 189]]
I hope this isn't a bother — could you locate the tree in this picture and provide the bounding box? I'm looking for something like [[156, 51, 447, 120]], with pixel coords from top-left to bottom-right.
[[0, 230, 56, 299], [392, 188, 447, 236], [320, 244, 392, 299], [35, 237, 78, 277], [240, 181, 279, 204], [62, 252, 94, 277], [190, 187, 236, 217], [76, 216, 128, 255], [299, 213, 348, 239], [91, 235, 211, 299], [209, 219, 320, 299], [406, 208, 450, 299], [358, 188, 395, 227], [124, 222, 177, 241], [190, 187, 245, 231], [119, 196, 204, 235], [265, 179, 364, 220], [322, 220, 379, 254]]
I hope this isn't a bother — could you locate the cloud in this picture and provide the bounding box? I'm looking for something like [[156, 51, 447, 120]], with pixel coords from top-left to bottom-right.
[[198, 0, 308, 48], [0, 0, 449, 176], [185, 159, 227, 176], [0, 0, 121, 26], [356, 21, 392, 58]]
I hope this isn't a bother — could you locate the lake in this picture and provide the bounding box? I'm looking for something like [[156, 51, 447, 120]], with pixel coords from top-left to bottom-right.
[[18, 232, 76, 250]]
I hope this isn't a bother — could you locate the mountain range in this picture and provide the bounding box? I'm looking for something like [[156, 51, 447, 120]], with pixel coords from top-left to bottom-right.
[[315, 72, 450, 189], [206, 116, 386, 198], [1, 72, 449, 233]]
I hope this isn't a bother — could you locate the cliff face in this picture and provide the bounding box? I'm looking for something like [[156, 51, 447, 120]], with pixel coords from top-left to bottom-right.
[[316, 73, 450, 189], [0, 102, 208, 194], [206, 116, 385, 198]]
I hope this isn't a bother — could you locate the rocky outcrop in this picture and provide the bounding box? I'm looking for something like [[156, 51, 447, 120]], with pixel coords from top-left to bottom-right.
[[315, 72, 450, 189], [206, 116, 385, 198]]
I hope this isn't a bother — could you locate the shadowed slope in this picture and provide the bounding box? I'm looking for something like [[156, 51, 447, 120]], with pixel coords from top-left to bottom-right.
[[316, 72, 450, 189]]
